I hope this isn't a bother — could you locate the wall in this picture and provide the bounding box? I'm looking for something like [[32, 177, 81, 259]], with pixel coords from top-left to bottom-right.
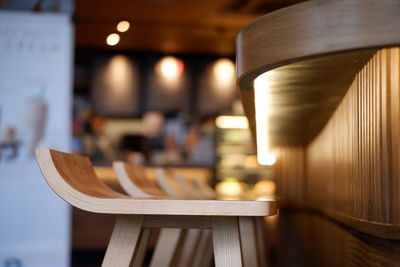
[[274, 48, 400, 265]]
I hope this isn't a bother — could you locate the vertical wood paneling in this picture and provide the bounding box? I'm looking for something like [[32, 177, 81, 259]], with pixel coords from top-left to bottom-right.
[[275, 147, 305, 206], [276, 47, 400, 225], [380, 49, 391, 223], [389, 48, 400, 224], [278, 211, 400, 267]]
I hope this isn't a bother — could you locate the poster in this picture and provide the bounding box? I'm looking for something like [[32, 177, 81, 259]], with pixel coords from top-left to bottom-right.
[[0, 11, 72, 267]]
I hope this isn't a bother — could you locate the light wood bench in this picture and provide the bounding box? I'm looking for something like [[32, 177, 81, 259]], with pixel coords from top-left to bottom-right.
[[36, 149, 277, 267]]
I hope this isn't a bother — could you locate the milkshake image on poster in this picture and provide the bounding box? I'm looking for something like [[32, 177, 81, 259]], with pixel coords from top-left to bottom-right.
[[22, 94, 48, 158]]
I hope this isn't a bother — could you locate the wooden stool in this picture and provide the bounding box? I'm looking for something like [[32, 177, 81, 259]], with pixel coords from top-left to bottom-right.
[[114, 162, 213, 267], [155, 167, 269, 267], [36, 149, 277, 267]]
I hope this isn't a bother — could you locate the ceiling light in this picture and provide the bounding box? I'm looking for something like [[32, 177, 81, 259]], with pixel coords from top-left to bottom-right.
[[213, 58, 235, 86], [156, 56, 184, 79], [106, 33, 120, 46], [117, 21, 130, 32]]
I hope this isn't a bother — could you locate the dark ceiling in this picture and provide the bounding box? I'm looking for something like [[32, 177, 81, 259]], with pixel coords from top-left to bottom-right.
[[74, 0, 306, 55]]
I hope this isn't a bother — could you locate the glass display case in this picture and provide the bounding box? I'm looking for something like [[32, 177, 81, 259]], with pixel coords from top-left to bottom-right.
[[215, 116, 274, 184]]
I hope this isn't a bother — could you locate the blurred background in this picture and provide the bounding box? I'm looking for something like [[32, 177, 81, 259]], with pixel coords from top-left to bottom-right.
[[0, 0, 305, 266]]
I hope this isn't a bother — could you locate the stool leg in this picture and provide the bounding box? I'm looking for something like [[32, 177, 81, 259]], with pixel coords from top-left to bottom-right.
[[149, 228, 186, 267], [255, 217, 267, 267], [177, 229, 202, 267], [239, 217, 259, 267], [102, 215, 145, 267], [212, 217, 243, 267], [131, 228, 151, 267], [192, 229, 213, 267]]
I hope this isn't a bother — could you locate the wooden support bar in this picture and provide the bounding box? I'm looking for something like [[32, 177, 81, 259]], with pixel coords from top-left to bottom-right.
[[143, 215, 211, 229], [102, 215, 144, 267], [239, 217, 259, 267], [212, 217, 243, 267]]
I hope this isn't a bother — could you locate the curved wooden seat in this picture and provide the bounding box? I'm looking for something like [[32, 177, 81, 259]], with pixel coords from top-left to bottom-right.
[[191, 178, 216, 199], [37, 149, 276, 216], [173, 171, 208, 199], [155, 168, 207, 199], [113, 161, 168, 198], [113, 161, 211, 199]]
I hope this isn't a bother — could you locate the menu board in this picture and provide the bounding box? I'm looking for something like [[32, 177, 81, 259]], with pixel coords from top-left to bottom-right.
[[0, 11, 72, 267]]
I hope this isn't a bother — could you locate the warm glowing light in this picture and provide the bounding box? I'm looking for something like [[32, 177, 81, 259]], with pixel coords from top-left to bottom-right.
[[117, 21, 130, 32], [213, 58, 235, 87], [107, 55, 132, 93], [106, 33, 120, 46], [156, 56, 184, 80], [215, 115, 248, 129], [244, 155, 258, 168], [254, 180, 276, 196], [215, 178, 245, 199], [254, 71, 276, 165], [264, 152, 276, 166]]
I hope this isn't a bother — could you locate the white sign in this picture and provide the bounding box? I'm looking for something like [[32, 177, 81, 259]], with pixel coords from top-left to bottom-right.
[[0, 11, 72, 267]]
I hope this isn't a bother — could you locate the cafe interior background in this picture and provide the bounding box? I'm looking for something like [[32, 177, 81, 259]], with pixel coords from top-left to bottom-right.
[[0, 0, 293, 266], [4, 1, 400, 267]]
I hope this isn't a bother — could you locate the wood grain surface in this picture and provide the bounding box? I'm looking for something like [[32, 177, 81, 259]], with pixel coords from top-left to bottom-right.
[[102, 215, 144, 266], [237, 0, 400, 89], [237, 0, 400, 263], [277, 211, 400, 267], [212, 217, 243, 267], [238, 0, 400, 146], [36, 149, 277, 216], [274, 48, 400, 240], [306, 48, 399, 224]]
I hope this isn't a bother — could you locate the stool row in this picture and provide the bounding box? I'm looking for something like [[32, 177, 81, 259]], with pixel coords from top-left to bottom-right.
[[36, 149, 277, 267]]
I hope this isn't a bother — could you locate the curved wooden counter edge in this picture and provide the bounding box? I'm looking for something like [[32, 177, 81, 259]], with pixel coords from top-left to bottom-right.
[[282, 206, 400, 240], [35, 148, 277, 217], [237, 0, 400, 91]]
